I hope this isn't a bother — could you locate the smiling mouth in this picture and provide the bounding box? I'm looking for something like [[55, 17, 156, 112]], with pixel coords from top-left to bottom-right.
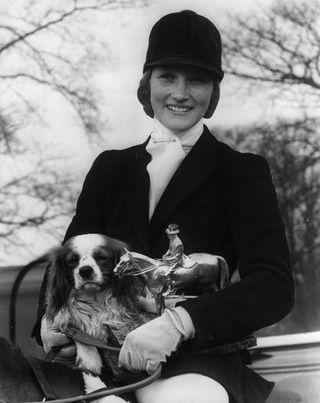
[[167, 105, 192, 113]]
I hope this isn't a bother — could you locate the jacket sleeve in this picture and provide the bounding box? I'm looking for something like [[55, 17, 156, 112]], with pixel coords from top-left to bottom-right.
[[178, 154, 294, 344], [32, 153, 109, 343]]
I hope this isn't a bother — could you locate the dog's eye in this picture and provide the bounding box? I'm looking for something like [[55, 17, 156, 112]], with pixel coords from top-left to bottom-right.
[[66, 254, 79, 267], [95, 253, 110, 262]]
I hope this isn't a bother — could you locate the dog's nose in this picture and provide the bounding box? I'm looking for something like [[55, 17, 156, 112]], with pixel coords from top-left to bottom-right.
[[79, 266, 94, 278]]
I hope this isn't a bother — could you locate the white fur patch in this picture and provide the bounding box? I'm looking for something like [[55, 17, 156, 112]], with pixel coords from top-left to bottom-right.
[[70, 234, 107, 255], [82, 372, 127, 403], [75, 341, 103, 374]]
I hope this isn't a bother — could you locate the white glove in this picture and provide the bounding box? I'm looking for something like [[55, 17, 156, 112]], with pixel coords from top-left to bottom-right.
[[119, 308, 194, 374], [40, 315, 76, 364]]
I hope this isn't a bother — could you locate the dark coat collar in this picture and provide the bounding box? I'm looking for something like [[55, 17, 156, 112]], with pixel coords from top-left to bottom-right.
[[113, 126, 218, 252]]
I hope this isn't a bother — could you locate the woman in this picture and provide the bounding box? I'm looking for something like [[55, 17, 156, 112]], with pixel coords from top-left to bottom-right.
[[36, 10, 294, 403]]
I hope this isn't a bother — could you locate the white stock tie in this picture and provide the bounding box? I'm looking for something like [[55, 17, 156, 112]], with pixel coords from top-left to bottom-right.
[[146, 131, 185, 220], [146, 118, 204, 220]]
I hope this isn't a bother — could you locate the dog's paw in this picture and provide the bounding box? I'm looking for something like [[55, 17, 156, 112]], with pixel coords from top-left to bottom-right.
[[75, 342, 103, 374], [83, 372, 127, 403], [83, 371, 107, 393]]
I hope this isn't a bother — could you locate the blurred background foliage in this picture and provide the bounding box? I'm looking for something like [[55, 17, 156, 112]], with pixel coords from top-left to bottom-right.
[[0, 0, 146, 254]]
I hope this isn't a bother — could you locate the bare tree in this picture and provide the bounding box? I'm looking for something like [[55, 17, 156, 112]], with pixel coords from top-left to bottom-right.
[[0, 0, 146, 136], [0, 157, 76, 251], [0, 0, 147, 258], [222, 0, 320, 108]]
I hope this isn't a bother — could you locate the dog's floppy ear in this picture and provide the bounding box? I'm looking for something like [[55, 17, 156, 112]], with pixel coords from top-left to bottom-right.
[[45, 247, 72, 320]]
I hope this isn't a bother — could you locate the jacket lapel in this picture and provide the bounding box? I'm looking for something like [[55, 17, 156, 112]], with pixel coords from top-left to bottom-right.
[[150, 127, 218, 240], [113, 140, 152, 254]]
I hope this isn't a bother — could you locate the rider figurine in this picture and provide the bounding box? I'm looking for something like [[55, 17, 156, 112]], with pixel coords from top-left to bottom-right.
[[162, 224, 184, 267]]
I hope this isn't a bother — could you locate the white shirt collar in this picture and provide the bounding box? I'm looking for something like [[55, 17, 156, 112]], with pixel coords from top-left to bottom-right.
[[151, 118, 204, 149]]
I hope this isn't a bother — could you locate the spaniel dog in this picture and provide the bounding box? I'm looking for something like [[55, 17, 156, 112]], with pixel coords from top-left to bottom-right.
[[44, 233, 153, 403]]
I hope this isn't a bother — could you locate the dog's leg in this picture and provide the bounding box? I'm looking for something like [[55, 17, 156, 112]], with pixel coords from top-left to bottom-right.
[[75, 342, 103, 375], [83, 372, 128, 403]]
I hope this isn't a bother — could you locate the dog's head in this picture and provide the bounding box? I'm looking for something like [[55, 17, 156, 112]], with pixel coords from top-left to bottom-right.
[[46, 234, 131, 318]]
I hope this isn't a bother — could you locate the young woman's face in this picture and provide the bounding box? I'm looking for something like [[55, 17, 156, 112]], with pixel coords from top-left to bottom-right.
[[150, 66, 213, 134]]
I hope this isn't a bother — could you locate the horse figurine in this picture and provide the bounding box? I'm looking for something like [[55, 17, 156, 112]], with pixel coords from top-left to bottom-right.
[[113, 249, 173, 314], [113, 224, 230, 315]]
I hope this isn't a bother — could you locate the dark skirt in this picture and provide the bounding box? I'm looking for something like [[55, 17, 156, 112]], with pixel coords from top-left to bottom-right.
[[161, 350, 274, 403]]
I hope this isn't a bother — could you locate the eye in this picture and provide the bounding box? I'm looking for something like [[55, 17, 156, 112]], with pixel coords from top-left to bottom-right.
[[94, 252, 110, 263], [189, 76, 205, 83], [158, 72, 175, 81], [66, 253, 79, 267]]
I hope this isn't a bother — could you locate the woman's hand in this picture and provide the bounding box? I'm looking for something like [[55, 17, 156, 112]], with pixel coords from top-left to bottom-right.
[[40, 316, 76, 365], [119, 310, 183, 374], [185, 253, 229, 289]]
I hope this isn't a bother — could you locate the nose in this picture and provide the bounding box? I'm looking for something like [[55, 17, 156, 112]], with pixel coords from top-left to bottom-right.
[[79, 266, 94, 278], [171, 78, 189, 101]]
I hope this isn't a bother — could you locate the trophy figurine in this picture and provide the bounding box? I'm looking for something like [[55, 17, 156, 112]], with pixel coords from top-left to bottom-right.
[[162, 223, 184, 267]]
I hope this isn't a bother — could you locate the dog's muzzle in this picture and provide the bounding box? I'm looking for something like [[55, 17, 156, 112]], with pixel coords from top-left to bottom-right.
[[76, 265, 104, 291]]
